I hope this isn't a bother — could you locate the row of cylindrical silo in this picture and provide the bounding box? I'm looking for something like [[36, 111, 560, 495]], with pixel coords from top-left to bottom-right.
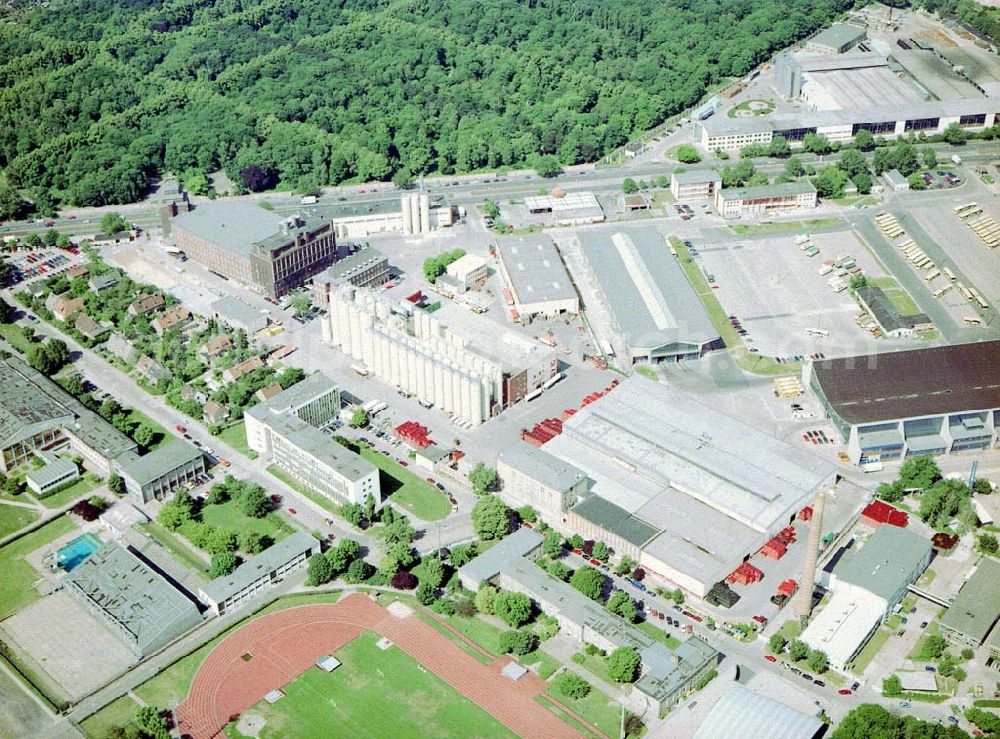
[[400, 194, 430, 236]]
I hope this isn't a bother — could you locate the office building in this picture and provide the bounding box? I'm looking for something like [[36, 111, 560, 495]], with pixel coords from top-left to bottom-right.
[[805, 341, 1000, 463], [800, 525, 931, 669], [495, 236, 579, 321], [538, 376, 838, 597], [445, 254, 489, 292], [496, 444, 588, 523], [715, 181, 817, 218], [572, 226, 722, 365], [245, 373, 380, 507], [939, 558, 1000, 647], [0, 357, 137, 474], [114, 439, 206, 504], [198, 532, 319, 615], [65, 540, 202, 656], [323, 286, 556, 424], [804, 23, 866, 55], [670, 170, 723, 202], [173, 202, 339, 299], [25, 451, 79, 495]]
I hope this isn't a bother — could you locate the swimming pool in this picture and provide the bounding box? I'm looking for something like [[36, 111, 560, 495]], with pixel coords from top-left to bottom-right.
[[57, 533, 102, 571]]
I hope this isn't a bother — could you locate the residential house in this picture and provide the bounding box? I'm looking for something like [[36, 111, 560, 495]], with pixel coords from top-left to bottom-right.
[[152, 305, 192, 336], [47, 295, 85, 322], [256, 383, 283, 402], [223, 356, 264, 384], [88, 272, 121, 293], [179, 385, 208, 404], [136, 355, 172, 387], [128, 293, 165, 317], [203, 400, 231, 426], [198, 334, 232, 362], [106, 333, 138, 364], [74, 314, 112, 342], [68, 265, 90, 280]]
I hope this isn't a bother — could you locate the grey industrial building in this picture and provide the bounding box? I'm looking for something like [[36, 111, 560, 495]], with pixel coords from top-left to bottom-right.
[[715, 181, 817, 218], [312, 243, 391, 310], [458, 529, 719, 714], [245, 373, 380, 507], [496, 444, 588, 524], [114, 439, 206, 504], [805, 341, 1000, 463], [854, 285, 932, 338], [198, 531, 319, 615], [508, 377, 837, 597], [65, 540, 202, 656], [210, 295, 270, 335], [804, 23, 866, 55], [574, 226, 722, 365], [693, 684, 824, 739], [495, 236, 579, 321], [939, 558, 1000, 647], [670, 170, 722, 202], [173, 202, 339, 299], [0, 357, 137, 474]]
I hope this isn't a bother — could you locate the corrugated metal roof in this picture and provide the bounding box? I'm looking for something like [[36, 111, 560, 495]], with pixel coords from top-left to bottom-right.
[[694, 684, 823, 739]]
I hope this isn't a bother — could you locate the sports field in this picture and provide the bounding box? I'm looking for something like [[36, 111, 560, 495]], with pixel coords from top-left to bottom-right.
[[224, 631, 515, 739]]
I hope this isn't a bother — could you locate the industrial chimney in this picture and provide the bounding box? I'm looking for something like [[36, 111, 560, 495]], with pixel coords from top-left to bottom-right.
[[794, 491, 826, 621]]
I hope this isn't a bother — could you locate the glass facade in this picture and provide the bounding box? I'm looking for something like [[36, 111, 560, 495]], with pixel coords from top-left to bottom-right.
[[960, 114, 986, 126], [853, 121, 896, 135], [773, 126, 816, 142], [904, 117, 939, 132]]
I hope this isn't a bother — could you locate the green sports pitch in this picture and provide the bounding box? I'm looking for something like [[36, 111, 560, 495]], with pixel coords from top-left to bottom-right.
[[224, 631, 515, 738]]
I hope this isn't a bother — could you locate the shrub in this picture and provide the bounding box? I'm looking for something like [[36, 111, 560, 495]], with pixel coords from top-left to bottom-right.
[[493, 591, 533, 628], [554, 672, 591, 699], [608, 647, 641, 683], [499, 629, 537, 656], [391, 571, 417, 590], [454, 599, 477, 617]]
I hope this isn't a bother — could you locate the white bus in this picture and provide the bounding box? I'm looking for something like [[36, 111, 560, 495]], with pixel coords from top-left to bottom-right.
[[943, 266, 957, 281], [525, 388, 544, 402], [924, 270, 940, 282], [362, 399, 388, 415]]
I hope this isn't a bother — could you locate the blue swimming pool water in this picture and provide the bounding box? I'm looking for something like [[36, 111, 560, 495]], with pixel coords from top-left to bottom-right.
[[57, 533, 102, 571]]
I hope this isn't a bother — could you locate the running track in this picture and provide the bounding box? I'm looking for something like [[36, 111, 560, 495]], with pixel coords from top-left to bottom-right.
[[175, 593, 590, 738]]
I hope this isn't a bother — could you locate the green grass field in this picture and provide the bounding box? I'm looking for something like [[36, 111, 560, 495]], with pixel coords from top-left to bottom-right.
[[850, 626, 891, 674], [636, 620, 682, 649], [871, 277, 921, 315], [535, 696, 601, 739], [138, 522, 211, 577], [197, 497, 295, 546], [0, 503, 40, 539], [127, 409, 171, 452], [217, 421, 253, 458], [78, 695, 142, 739], [441, 614, 507, 656], [0, 323, 37, 354], [39, 473, 101, 509], [224, 631, 514, 739], [0, 515, 76, 620], [358, 445, 450, 522], [546, 679, 621, 738], [728, 217, 842, 236]]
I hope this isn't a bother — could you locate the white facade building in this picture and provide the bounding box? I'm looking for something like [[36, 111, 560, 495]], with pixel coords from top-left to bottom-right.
[[445, 253, 489, 290]]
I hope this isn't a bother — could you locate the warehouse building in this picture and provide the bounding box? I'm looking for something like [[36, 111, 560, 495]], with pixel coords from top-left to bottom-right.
[[245, 373, 380, 507], [495, 236, 579, 321], [114, 439, 206, 504], [800, 525, 931, 670], [574, 227, 722, 365], [198, 532, 319, 615], [210, 295, 269, 335], [65, 540, 202, 656], [693, 684, 824, 739], [323, 286, 556, 424], [536, 377, 837, 597], [854, 285, 932, 338], [311, 244, 390, 308], [939, 558, 1000, 647], [715, 181, 817, 218], [445, 253, 489, 292], [172, 203, 339, 299], [805, 23, 866, 55], [459, 535, 719, 713], [0, 357, 137, 474], [523, 192, 605, 225], [805, 341, 1000, 463], [496, 444, 588, 524], [670, 170, 722, 202]]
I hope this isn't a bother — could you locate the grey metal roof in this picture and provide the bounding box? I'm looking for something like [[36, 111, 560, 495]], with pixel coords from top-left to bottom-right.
[[247, 372, 337, 419], [315, 245, 387, 285], [199, 532, 318, 603], [672, 169, 722, 185], [811, 341, 1000, 426], [571, 495, 660, 548], [496, 236, 577, 308], [693, 684, 824, 739], [457, 527, 543, 588], [576, 226, 719, 354], [808, 22, 865, 50], [883, 169, 909, 187], [25, 452, 78, 489], [211, 295, 267, 330], [115, 439, 203, 487], [835, 525, 931, 601], [173, 202, 285, 257], [939, 558, 1000, 644], [497, 442, 586, 494], [66, 540, 201, 655], [718, 180, 816, 202]]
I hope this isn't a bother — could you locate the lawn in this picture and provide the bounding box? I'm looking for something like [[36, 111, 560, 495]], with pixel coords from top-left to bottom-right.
[[127, 409, 171, 452], [849, 627, 891, 674], [441, 614, 507, 656], [547, 680, 622, 738], [728, 217, 842, 236], [572, 651, 611, 684], [871, 277, 921, 315], [224, 631, 515, 739], [0, 503, 39, 539], [417, 614, 493, 665], [79, 695, 141, 739], [519, 648, 561, 679], [909, 621, 942, 661], [39, 473, 101, 509], [358, 445, 450, 522], [138, 521, 211, 577], [636, 620, 682, 649], [267, 465, 340, 516], [217, 421, 254, 458], [197, 497, 295, 547], [0, 514, 76, 620], [535, 696, 601, 739], [0, 323, 37, 354]]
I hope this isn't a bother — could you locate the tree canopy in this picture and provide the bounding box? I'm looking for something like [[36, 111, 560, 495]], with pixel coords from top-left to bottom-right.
[[1, 0, 855, 206]]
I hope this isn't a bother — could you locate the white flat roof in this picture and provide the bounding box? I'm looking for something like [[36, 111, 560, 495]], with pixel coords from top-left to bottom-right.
[[799, 586, 885, 669]]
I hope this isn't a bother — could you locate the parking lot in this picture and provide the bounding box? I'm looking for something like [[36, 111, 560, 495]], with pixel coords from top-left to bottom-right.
[[693, 229, 888, 359], [4, 247, 82, 286]]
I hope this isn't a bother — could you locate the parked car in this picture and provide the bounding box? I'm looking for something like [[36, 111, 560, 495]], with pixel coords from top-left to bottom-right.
[[764, 655, 777, 663], [838, 689, 852, 695], [270, 494, 282, 503], [288, 508, 297, 515], [814, 680, 825, 687]]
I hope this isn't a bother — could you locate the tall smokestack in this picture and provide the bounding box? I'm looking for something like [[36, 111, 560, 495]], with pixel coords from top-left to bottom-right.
[[795, 491, 826, 620]]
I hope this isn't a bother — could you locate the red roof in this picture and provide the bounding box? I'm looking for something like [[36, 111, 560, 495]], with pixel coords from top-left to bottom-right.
[[861, 499, 908, 528]]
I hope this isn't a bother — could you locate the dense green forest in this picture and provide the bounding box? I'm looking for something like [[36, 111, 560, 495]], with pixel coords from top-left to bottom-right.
[[1, 0, 855, 207]]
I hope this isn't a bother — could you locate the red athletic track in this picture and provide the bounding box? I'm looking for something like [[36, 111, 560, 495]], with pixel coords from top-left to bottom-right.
[[174, 593, 593, 739]]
